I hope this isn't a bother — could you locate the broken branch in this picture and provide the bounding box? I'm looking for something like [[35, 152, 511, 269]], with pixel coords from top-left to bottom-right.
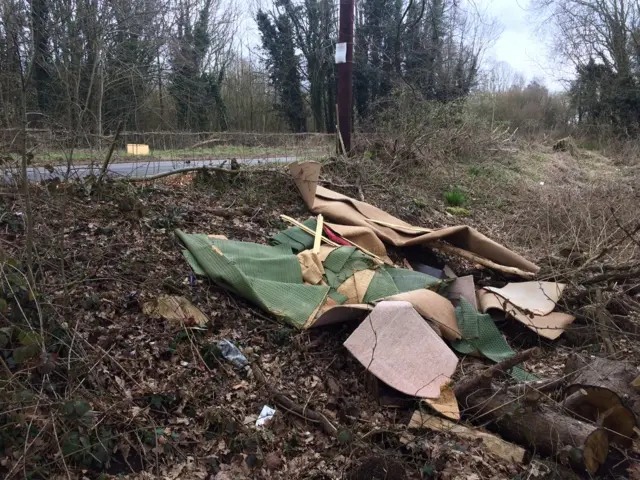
[[251, 363, 338, 438], [454, 347, 540, 399]]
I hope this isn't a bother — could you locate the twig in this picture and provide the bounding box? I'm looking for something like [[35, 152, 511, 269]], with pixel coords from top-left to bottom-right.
[[251, 363, 338, 437], [506, 377, 565, 395], [582, 267, 640, 285], [97, 120, 123, 187], [454, 347, 540, 399], [610, 207, 640, 249], [429, 241, 537, 279]]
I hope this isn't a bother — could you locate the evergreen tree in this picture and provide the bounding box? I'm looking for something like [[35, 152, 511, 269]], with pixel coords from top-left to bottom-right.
[[256, 10, 307, 132]]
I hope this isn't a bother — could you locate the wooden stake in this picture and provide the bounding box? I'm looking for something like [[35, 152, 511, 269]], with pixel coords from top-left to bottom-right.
[[313, 214, 324, 254], [280, 215, 389, 265]]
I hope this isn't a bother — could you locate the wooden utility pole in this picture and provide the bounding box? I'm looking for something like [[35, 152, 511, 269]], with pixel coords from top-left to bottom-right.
[[337, 0, 355, 154]]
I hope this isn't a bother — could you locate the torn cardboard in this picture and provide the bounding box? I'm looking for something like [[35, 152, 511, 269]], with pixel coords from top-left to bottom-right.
[[483, 281, 566, 315], [143, 295, 209, 327], [421, 385, 460, 420], [344, 301, 458, 398], [383, 289, 461, 341], [290, 161, 539, 274], [478, 282, 576, 340]]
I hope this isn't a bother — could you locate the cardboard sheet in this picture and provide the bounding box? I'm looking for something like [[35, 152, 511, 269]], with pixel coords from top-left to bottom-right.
[[344, 301, 458, 398], [445, 275, 478, 311], [290, 161, 540, 274], [383, 289, 461, 341], [421, 385, 460, 420], [326, 222, 388, 258], [484, 281, 566, 316], [478, 288, 575, 340], [337, 269, 377, 304], [297, 250, 325, 285]]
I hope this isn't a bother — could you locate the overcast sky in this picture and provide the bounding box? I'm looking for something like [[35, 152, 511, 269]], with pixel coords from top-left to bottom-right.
[[240, 0, 568, 91], [481, 0, 565, 90]]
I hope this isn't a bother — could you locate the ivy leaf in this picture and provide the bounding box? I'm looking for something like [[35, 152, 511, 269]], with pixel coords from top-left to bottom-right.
[[13, 344, 40, 363], [63, 401, 76, 416], [74, 401, 91, 417], [337, 429, 352, 445], [18, 330, 43, 346], [62, 432, 80, 456], [0, 327, 13, 348]]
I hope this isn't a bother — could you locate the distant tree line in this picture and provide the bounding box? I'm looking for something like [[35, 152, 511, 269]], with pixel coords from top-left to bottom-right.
[[534, 0, 640, 136], [256, 0, 499, 133], [0, 0, 264, 137]]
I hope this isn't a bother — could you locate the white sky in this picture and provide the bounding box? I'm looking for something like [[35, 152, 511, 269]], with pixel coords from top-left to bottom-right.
[[479, 0, 569, 90]]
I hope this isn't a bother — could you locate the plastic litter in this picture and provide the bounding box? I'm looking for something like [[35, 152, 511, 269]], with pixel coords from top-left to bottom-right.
[[256, 405, 276, 427], [217, 339, 249, 368]]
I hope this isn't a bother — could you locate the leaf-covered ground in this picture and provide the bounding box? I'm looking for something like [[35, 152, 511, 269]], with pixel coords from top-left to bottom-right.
[[1, 158, 638, 479]]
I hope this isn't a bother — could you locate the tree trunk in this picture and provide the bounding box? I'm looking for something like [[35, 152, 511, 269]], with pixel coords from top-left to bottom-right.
[[463, 392, 609, 473], [565, 354, 640, 421]]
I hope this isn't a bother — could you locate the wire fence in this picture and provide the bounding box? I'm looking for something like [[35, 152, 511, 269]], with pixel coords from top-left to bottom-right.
[[0, 130, 336, 183]]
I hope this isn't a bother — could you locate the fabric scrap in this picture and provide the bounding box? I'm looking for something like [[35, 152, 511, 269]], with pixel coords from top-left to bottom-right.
[[177, 231, 330, 328], [452, 297, 537, 381]]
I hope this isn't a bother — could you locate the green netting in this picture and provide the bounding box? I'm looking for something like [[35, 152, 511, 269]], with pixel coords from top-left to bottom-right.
[[363, 268, 399, 303], [323, 247, 377, 289], [323, 246, 357, 272], [176, 230, 329, 328], [451, 297, 537, 381], [382, 265, 440, 292], [328, 290, 348, 305], [269, 218, 317, 253]]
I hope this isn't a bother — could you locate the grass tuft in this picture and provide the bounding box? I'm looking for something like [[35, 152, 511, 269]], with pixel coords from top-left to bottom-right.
[[443, 188, 467, 206]]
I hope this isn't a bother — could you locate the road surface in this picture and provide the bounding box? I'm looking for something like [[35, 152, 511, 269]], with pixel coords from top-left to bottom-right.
[[4, 156, 297, 183]]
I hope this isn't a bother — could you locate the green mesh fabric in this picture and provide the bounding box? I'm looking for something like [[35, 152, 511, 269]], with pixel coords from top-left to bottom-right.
[[328, 290, 348, 305], [176, 230, 329, 328], [323, 247, 377, 289], [452, 298, 537, 381], [381, 265, 441, 292], [363, 268, 399, 303], [269, 218, 318, 253]]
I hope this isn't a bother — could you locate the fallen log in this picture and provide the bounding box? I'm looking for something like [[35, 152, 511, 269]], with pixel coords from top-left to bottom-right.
[[408, 410, 529, 464], [463, 391, 609, 473], [563, 354, 639, 447]]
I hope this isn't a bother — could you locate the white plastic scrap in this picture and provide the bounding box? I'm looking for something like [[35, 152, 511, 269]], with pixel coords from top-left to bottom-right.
[[255, 405, 276, 428]]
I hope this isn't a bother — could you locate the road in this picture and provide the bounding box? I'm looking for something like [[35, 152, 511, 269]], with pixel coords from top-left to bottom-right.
[[4, 156, 297, 183]]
